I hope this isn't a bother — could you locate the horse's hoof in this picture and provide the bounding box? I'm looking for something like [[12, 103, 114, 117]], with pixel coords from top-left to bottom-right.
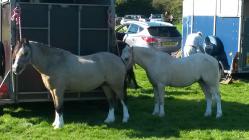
[[204, 112, 212, 117], [52, 121, 57, 127], [152, 111, 159, 116], [158, 113, 165, 117], [122, 116, 129, 123], [104, 118, 115, 124], [216, 113, 222, 119], [53, 124, 63, 129]]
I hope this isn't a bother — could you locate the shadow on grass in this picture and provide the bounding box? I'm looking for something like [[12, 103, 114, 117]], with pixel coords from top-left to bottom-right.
[[1, 94, 249, 138]]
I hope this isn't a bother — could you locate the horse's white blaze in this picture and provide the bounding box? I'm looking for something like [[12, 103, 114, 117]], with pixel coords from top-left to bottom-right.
[[12, 62, 18, 72], [121, 100, 129, 123], [104, 108, 115, 123], [152, 103, 159, 115], [12, 51, 21, 71]]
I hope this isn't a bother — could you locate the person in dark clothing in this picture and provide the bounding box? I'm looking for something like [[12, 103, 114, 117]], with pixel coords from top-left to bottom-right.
[[204, 36, 229, 70]]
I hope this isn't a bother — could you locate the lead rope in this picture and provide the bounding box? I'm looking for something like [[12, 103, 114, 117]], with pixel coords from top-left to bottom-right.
[[0, 6, 22, 94]]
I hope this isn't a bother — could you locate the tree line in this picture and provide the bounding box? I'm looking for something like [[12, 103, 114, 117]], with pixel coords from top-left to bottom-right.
[[115, 0, 182, 22]]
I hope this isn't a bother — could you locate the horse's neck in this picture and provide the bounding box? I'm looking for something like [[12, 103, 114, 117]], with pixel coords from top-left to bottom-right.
[[30, 43, 51, 74], [133, 47, 173, 69], [133, 47, 155, 69]]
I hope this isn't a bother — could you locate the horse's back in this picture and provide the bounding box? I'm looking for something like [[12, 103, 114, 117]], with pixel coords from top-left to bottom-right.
[[164, 53, 219, 86], [84, 52, 127, 90], [53, 52, 126, 91], [89, 52, 126, 72]]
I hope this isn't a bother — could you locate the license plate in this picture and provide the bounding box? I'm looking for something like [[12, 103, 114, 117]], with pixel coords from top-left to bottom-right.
[[161, 41, 178, 47]]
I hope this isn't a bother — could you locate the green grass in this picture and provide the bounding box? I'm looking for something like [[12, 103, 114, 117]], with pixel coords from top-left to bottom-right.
[[175, 23, 182, 34], [1, 66, 249, 139]]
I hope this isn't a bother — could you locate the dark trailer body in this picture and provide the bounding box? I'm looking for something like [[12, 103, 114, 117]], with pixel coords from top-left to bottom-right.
[[0, 0, 116, 104]]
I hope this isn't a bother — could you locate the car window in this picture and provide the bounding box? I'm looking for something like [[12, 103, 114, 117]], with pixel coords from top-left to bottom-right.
[[148, 26, 181, 37], [138, 27, 144, 32], [125, 15, 137, 20], [127, 24, 139, 34]]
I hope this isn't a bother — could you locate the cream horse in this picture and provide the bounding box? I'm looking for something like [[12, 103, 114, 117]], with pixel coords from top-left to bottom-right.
[[121, 46, 222, 118], [12, 39, 129, 129]]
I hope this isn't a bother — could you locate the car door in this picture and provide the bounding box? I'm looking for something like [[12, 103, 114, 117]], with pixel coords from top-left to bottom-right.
[[124, 24, 139, 46]]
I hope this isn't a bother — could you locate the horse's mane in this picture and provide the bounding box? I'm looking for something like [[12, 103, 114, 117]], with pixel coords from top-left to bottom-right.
[[134, 47, 172, 59], [29, 41, 73, 57]]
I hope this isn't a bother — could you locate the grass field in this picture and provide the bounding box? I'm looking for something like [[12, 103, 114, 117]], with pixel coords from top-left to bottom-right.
[[1, 66, 249, 140]]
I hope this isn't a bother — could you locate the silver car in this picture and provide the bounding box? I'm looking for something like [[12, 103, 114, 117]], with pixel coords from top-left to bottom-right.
[[115, 21, 181, 53]]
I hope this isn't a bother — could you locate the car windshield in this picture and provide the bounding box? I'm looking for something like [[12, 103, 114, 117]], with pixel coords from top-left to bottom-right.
[[125, 15, 137, 20], [151, 14, 161, 18], [148, 26, 181, 37]]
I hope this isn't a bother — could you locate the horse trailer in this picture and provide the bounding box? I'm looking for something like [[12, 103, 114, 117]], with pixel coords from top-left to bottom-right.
[[182, 0, 249, 75], [0, 0, 116, 104]]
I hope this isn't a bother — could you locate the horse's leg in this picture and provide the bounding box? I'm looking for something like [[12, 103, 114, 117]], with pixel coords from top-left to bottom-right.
[[111, 85, 129, 123], [199, 81, 212, 117], [130, 68, 139, 89], [51, 88, 65, 129], [152, 87, 160, 115], [210, 86, 222, 118], [157, 84, 165, 117], [102, 85, 116, 123]]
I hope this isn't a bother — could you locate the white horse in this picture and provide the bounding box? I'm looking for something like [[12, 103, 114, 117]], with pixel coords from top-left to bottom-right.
[[12, 39, 129, 129], [121, 46, 222, 118]]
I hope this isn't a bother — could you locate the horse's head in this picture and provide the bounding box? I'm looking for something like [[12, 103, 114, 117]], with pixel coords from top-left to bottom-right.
[[12, 39, 32, 75], [121, 45, 133, 69]]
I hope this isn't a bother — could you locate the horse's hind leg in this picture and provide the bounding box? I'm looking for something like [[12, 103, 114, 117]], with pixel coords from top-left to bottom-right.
[[102, 85, 116, 123], [199, 81, 212, 117], [157, 84, 165, 117], [110, 85, 129, 123], [152, 87, 160, 115], [210, 87, 222, 118]]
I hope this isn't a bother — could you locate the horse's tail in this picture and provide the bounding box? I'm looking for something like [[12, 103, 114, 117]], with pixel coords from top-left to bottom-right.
[[218, 60, 224, 81]]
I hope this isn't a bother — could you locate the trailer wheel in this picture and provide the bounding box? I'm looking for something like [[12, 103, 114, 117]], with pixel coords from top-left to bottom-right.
[[0, 42, 5, 78]]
